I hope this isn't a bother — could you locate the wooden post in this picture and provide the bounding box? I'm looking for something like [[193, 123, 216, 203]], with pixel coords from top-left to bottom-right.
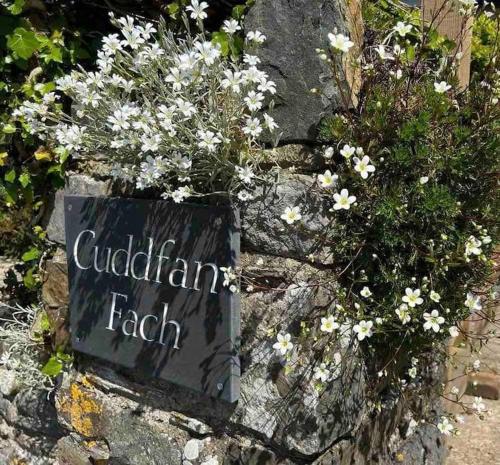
[[420, 0, 473, 88]]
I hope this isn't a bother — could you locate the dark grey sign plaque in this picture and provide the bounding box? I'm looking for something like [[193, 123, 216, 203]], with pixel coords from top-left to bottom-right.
[[64, 195, 240, 402]]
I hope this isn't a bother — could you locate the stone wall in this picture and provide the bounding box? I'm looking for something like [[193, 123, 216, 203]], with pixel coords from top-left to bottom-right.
[[0, 162, 447, 465], [0, 2, 448, 464]]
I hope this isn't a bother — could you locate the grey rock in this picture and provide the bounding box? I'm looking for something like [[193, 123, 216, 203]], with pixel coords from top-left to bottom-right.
[[242, 174, 334, 264], [13, 389, 64, 438], [103, 410, 183, 465], [46, 173, 112, 244], [244, 0, 353, 142], [396, 423, 447, 465]]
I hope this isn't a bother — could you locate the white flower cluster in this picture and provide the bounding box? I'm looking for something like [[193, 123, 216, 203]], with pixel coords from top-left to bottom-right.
[[14, 4, 278, 202]]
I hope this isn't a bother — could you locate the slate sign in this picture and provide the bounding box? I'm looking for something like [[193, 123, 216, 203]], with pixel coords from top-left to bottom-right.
[[64, 195, 240, 402]]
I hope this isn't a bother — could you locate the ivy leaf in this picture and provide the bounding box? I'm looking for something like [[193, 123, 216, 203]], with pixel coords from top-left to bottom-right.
[[41, 355, 63, 377], [7, 0, 25, 15], [2, 123, 16, 134], [7, 28, 41, 60], [18, 171, 30, 188], [35, 147, 53, 161], [4, 169, 16, 183], [21, 246, 41, 262]]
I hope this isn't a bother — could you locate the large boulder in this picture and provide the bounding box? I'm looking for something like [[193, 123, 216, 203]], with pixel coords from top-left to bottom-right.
[[46, 173, 112, 245], [241, 174, 334, 265], [244, 0, 361, 142]]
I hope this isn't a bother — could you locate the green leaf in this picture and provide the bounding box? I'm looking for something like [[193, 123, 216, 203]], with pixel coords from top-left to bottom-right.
[[22, 246, 41, 262], [212, 31, 230, 56], [40, 311, 52, 332], [7, 0, 25, 15], [4, 169, 16, 183], [18, 171, 30, 188], [167, 2, 180, 17], [41, 356, 63, 377], [3, 123, 16, 134], [23, 266, 37, 289], [7, 27, 41, 60], [232, 5, 246, 20]]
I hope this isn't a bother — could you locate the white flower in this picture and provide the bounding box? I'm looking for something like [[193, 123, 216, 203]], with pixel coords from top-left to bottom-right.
[[434, 81, 452, 93], [482, 235, 492, 245], [317, 170, 338, 188], [258, 79, 276, 94], [340, 144, 356, 159], [328, 33, 354, 53], [237, 191, 253, 201], [175, 98, 197, 118], [220, 266, 237, 287], [263, 114, 278, 132], [419, 176, 429, 184], [121, 28, 145, 50], [465, 235, 482, 257], [246, 30, 266, 44], [273, 333, 293, 355], [402, 288, 423, 308], [242, 66, 266, 84], [108, 109, 130, 131], [448, 326, 459, 337], [221, 70, 243, 93], [197, 130, 221, 153], [222, 19, 241, 35], [451, 386, 460, 395], [437, 417, 454, 436], [140, 133, 161, 153], [408, 367, 417, 379], [243, 54, 260, 66], [396, 304, 411, 324], [354, 156, 375, 179], [313, 363, 331, 382], [390, 69, 403, 80], [423, 309, 445, 332], [55, 124, 86, 151], [360, 286, 372, 298], [102, 33, 123, 55], [472, 359, 481, 371], [244, 91, 265, 111], [472, 396, 486, 413], [281, 206, 302, 224], [464, 292, 482, 311], [324, 147, 334, 159], [394, 21, 413, 37], [165, 67, 187, 91], [376, 45, 394, 61], [236, 165, 254, 184], [353, 320, 373, 341], [186, 0, 209, 20], [393, 44, 404, 56], [320, 315, 340, 333], [429, 291, 441, 302], [243, 117, 263, 137], [333, 189, 356, 210], [171, 186, 191, 203], [194, 41, 221, 65], [458, 0, 477, 14]]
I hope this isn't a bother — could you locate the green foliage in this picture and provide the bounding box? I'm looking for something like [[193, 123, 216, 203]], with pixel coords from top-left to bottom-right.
[[317, 0, 499, 364], [472, 13, 499, 73], [0, 2, 96, 293]]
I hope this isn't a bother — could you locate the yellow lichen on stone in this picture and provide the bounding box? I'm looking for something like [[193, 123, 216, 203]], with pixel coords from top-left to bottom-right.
[[59, 382, 102, 437], [395, 452, 405, 462]]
